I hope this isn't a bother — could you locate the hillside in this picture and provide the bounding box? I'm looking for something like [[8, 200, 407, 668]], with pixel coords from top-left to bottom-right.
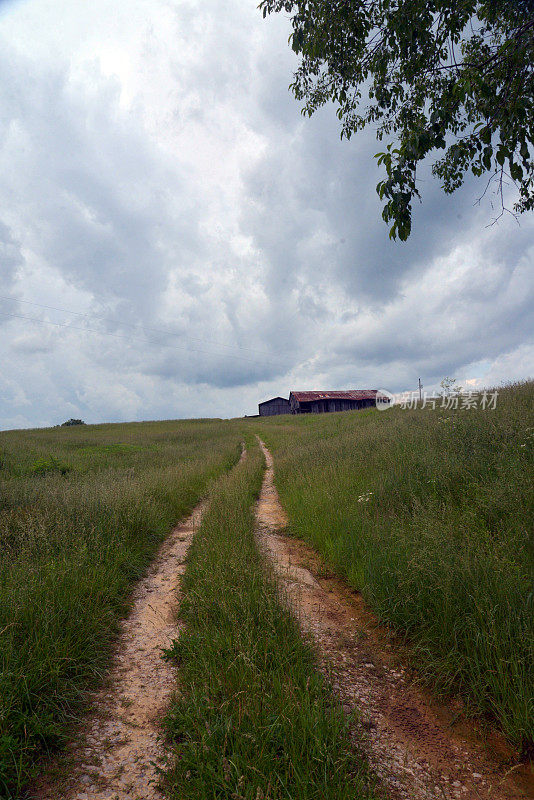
[[0, 419, 244, 796], [0, 381, 532, 799], [252, 380, 534, 752]]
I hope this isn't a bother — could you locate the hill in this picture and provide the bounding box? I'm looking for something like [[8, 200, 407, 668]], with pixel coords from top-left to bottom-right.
[[0, 381, 532, 797], [252, 380, 534, 752]]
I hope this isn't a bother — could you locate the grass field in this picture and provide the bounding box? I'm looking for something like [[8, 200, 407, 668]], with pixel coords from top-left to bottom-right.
[[1, 380, 532, 797], [254, 381, 534, 753], [0, 419, 243, 798], [162, 437, 376, 800]]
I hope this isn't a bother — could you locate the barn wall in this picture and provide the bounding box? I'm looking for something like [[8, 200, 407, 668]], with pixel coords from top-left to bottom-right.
[[259, 399, 291, 416], [289, 393, 377, 414], [305, 399, 376, 414]]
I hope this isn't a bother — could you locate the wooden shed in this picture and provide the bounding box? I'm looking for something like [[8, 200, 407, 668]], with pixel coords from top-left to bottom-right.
[[289, 390, 380, 414], [258, 396, 291, 417]]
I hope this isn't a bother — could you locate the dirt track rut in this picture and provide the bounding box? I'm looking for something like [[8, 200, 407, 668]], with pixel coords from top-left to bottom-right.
[[33, 502, 203, 800], [255, 438, 534, 800]]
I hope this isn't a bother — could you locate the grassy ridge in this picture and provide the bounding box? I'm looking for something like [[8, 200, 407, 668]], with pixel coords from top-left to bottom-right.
[[254, 381, 534, 752], [162, 438, 376, 800], [0, 420, 243, 799]]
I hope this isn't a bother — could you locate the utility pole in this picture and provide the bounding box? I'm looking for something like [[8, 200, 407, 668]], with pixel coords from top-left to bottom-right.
[[418, 377, 423, 402]]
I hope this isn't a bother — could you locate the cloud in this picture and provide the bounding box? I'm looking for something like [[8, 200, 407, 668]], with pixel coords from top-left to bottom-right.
[[0, 0, 532, 429], [0, 220, 24, 322]]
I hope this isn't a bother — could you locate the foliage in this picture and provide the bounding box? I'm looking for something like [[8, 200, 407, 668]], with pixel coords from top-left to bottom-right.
[[253, 380, 534, 752], [163, 439, 375, 800], [60, 419, 85, 427], [260, 0, 534, 239], [439, 376, 463, 395]]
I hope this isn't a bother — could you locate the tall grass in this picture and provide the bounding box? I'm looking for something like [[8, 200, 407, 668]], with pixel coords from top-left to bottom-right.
[[0, 419, 243, 799], [254, 381, 534, 753], [162, 438, 376, 800]]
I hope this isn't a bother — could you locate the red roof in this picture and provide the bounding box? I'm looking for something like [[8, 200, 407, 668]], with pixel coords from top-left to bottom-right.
[[290, 390, 379, 402]]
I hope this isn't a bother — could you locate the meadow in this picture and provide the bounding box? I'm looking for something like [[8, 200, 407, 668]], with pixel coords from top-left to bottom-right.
[[1, 380, 532, 798], [0, 419, 243, 798], [255, 380, 534, 753]]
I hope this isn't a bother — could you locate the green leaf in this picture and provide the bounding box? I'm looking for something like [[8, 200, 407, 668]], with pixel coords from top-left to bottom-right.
[[262, 0, 534, 238], [510, 162, 523, 181]]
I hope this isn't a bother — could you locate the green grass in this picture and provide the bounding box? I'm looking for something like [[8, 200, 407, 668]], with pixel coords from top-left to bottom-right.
[[2, 381, 531, 796], [162, 438, 377, 800], [252, 381, 534, 754], [0, 419, 243, 799]]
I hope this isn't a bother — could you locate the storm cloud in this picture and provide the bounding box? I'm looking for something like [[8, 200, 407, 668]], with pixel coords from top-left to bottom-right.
[[0, 0, 532, 429]]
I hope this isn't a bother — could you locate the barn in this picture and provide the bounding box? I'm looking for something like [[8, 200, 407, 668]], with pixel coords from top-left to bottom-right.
[[258, 396, 291, 416], [289, 390, 381, 414]]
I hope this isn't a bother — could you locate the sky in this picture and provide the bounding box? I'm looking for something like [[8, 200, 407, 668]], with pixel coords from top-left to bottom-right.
[[0, 0, 532, 429]]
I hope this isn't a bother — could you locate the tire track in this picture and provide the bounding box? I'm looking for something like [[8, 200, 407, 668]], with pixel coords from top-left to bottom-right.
[[255, 437, 533, 800], [33, 502, 204, 800]]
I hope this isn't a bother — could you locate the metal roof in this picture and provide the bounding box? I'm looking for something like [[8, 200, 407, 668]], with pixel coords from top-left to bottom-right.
[[290, 390, 378, 402], [258, 396, 289, 405]]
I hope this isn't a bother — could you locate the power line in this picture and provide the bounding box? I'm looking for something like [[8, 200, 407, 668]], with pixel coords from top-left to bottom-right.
[[0, 310, 283, 368], [0, 294, 279, 359]]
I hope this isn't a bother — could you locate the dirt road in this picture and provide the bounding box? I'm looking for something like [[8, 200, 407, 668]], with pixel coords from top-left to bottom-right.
[[255, 438, 534, 800]]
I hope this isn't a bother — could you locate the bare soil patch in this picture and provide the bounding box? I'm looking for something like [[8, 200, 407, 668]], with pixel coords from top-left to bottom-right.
[[256, 438, 534, 800], [31, 503, 203, 800]]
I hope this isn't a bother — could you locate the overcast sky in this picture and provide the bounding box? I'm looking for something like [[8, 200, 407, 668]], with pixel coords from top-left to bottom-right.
[[0, 0, 532, 429]]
